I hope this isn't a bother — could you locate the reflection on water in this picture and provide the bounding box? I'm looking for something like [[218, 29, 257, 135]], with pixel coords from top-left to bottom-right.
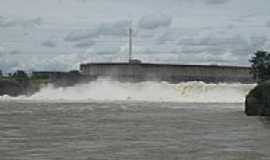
[[259, 117, 270, 129], [0, 102, 270, 160]]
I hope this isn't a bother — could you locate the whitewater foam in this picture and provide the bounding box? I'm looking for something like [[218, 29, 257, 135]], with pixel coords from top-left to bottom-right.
[[0, 80, 255, 103]]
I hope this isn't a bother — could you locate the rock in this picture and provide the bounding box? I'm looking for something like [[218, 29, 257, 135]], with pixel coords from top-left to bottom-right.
[[245, 81, 270, 116], [0, 80, 24, 96]]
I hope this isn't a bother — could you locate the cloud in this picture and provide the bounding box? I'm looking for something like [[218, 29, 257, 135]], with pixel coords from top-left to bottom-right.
[[98, 20, 129, 36], [0, 53, 80, 72], [64, 30, 100, 42], [178, 35, 249, 49], [155, 31, 179, 45], [138, 14, 172, 30], [9, 50, 20, 55], [75, 0, 88, 3], [0, 35, 259, 73], [74, 39, 95, 48], [41, 40, 57, 48], [177, 34, 268, 64], [85, 46, 122, 55], [248, 36, 268, 50], [204, 0, 230, 5], [0, 46, 5, 54], [1, 0, 270, 72], [64, 20, 129, 42], [266, 20, 270, 28], [0, 16, 42, 28]]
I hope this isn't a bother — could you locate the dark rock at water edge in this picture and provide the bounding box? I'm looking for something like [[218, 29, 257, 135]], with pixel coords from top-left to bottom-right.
[[0, 80, 25, 96], [0, 75, 90, 97], [0, 79, 39, 97], [245, 81, 270, 116]]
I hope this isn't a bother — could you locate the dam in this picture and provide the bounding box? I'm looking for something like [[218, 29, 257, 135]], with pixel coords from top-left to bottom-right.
[[80, 62, 254, 83], [80, 27, 254, 84], [79, 25, 255, 83]]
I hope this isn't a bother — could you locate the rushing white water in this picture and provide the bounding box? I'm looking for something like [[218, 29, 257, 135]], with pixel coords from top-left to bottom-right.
[[0, 79, 255, 103]]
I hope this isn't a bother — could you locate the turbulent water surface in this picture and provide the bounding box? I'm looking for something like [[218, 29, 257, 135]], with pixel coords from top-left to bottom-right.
[[0, 81, 270, 160], [1, 80, 255, 103]]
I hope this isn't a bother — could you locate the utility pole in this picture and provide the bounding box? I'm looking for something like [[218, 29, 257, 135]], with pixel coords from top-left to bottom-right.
[[129, 26, 132, 63]]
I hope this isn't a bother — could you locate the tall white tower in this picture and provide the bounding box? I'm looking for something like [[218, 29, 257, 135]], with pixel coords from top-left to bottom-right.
[[129, 26, 132, 63]]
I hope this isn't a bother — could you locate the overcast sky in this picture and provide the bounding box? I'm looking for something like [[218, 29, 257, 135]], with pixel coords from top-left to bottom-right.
[[0, 0, 270, 72]]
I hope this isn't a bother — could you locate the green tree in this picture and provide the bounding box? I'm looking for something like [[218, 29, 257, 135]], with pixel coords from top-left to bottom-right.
[[69, 70, 80, 76], [250, 50, 270, 82], [12, 70, 29, 81]]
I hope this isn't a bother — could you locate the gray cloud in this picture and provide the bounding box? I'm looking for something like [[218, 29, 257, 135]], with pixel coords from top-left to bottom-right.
[[177, 34, 268, 61], [98, 20, 129, 36], [64, 30, 100, 42], [74, 39, 95, 48], [0, 46, 4, 55], [178, 35, 250, 48], [155, 31, 179, 45], [9, 50, 20, 55], [204, 0, 230, 5], [41, 40, 57, 48], [0, 16, 42, 28], [0, 0, 270, 72], [75, 0, 88, 3], [138, 14, 172, 30], [266, 20, 270, 28], [64, 20, 129, 42], [86, 46, 122, 55], [249, 36, 268, 50]]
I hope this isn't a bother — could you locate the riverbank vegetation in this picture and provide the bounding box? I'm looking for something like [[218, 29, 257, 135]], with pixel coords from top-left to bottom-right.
[[0, 70, 83, 96]]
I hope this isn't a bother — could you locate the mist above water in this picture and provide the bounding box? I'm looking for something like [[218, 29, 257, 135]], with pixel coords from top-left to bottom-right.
[[0, 79, 255, 103]]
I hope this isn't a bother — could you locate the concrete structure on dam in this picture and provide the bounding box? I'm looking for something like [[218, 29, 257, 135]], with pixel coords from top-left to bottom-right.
[[80, 26, 254, 83], [80, 62, 254, 83]]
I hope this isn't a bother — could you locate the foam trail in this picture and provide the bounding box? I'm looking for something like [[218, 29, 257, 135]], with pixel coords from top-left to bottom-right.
[[0, 80, 255, 103]]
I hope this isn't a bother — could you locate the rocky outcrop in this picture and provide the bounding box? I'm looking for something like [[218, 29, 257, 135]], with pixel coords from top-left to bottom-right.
[[0, 75, 86, 97], [0, 71, 87, 97], [0, 80, 25, 96], [245, 81, 270, 116], [0, 79, 39, 97]]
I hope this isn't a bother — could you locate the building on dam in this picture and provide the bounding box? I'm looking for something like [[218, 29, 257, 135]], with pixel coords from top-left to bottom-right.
[[80, 62, 254, 83], [80, 27, 254, 83]]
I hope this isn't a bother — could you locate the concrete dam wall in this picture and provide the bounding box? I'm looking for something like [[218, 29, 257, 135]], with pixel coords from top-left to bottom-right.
[[80, 63, 254, 83]]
